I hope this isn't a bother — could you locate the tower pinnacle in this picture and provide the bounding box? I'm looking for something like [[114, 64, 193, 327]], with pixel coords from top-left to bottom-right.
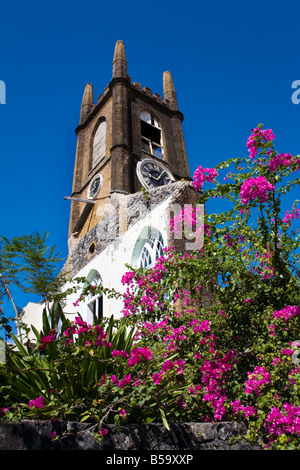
[[163, 71, 178, 110], [113, 40, 127, 78], [79, 83, 94, 124]]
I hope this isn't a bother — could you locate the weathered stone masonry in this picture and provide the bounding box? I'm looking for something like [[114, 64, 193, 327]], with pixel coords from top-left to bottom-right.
[[0, 420, 259, 450], [68, 181, 199, 277]]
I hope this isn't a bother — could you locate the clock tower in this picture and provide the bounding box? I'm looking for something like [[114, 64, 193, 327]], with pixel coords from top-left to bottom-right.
[[63, 40, 199, 322]]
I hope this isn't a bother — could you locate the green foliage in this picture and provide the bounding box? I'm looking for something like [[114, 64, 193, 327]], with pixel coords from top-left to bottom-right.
[[0, 231, 65, 303], [0, 302, 12, 339], [0, 302, 136, 423], [0, 231, 66, 342], [0, 125, 300, 449]]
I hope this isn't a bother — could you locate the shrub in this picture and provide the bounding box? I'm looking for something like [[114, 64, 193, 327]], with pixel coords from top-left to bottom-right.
[[0, 125, 299, 449]]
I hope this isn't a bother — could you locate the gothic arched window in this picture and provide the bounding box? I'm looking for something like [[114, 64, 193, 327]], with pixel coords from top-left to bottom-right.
[[132, 227, 165, 269], [140, 112, 164, 159], [86, 271, 103, 324], [92, 120, 106, 167]]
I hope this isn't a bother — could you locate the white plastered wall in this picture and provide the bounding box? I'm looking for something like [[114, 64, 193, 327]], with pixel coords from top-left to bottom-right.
[[19, 189, 177, 338], [54, 193, 173, 325]]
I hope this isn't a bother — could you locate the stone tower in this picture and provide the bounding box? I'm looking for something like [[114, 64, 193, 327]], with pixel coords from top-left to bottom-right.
[[68, 40, 190, 239], [62, 40, 199, 323]]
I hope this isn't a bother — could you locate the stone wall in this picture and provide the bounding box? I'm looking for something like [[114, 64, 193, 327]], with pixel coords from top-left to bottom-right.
[[0, 420, 259, 450]]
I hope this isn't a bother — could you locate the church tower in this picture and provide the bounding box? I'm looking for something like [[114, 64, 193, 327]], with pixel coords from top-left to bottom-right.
[[68, 40, 190, 239], [63, 40, 199, 323]]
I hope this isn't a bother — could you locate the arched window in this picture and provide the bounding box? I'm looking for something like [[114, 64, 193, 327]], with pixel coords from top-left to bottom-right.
[[140, 112, 163, 159], [86, 271, 103, 324], [132, 227, 165, 269], [92, 120, 106, 167]]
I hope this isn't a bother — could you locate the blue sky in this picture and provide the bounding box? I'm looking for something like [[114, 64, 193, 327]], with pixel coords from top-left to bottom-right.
[[1, 0, 300, 329]]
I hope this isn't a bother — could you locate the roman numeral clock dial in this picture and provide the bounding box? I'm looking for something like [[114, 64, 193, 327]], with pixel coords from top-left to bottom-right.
[[137, 159, 175, 190], [87, 174, 103, 199]]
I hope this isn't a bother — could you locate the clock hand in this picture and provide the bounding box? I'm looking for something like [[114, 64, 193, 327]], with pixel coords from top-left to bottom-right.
[[157, 171, 168, 181], [149, 171, 161, 181]]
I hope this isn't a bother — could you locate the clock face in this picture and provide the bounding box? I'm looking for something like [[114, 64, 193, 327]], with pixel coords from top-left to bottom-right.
[[137, 159, 174, 189], [87, 174, 103, 199]]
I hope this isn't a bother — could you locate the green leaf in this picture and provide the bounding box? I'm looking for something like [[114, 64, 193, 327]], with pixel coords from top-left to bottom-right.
[[159, 408, 170, 431]]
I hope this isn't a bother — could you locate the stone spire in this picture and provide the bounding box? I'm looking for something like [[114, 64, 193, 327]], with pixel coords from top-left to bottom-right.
[[163, 71, 178, 110], [79, 83, 94, 124], [112, 40, 127, 78]]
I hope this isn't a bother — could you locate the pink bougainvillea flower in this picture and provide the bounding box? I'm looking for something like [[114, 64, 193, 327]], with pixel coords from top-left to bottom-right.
[[28, 396, 45, 408], [282, 203, 300, 225], [127, 347, 152, 367], [39, 329, 57, 350], [161, 359, 174, 372], [273, 305, 300, 321], [269, 152, 300, 172], [118, 374, 132, 389], [265, 403, 300, 438], [111, 349, 129, 358], [245, 366, 271, 396], [240, 176, 274, 205], [282, 348, 293, 356], [0, 407, 9, 417], [231, 399, 256, 418], [121, 271, 136, 286], [193, 166, 218, 191], [246, 127, 275, 159], [152, 372, 163, 385]]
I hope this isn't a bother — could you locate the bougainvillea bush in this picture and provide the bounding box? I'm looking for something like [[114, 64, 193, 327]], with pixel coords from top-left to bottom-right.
[[0, 125, 300, 450]]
